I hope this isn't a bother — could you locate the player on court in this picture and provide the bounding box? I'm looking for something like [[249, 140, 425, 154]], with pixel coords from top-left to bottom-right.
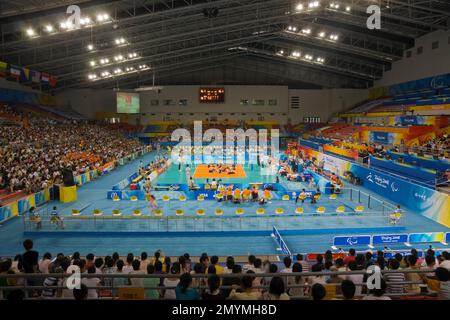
[[146, 191, 158, 212]]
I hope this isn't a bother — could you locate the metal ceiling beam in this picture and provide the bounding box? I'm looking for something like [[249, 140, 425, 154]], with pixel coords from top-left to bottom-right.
[[228, 56, 370, 88], [55, 33, 279, 82], [277, 31, 401, 62], [245, 40, 384, 79], [55, 50, 245, 90]]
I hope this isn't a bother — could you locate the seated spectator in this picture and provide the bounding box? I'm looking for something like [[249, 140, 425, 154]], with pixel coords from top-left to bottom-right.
[[113, 260, 130, 289], [296, 254, 309, 272], [38, 252, 52, 274], [405, 255, 421, 294], [341, 280, 356, 300], [434, 267, 450, 300], [326, 266, 343, 295], [222, 264, 242, 298], [345, 261, 364, 296], [440, 251, 450, 270], [73, 283, 89, 301], [384, 259, 405, 295], [243, 255, 256, 272], [224, 256, 234, 274], [210, 256, 223, 274], [288, 263, 304, 297], [163, 263, 181, 299], [202, 274, 225, 300], [362, 279, 391, 300], [308, 264, 326, 286], [262, 276, 290, 300], [229, 274, 260, 300], [310, 283, 326, 301], [343, 248, 356, 266], [129, 260, 145, 288], [175, 273, 199, 300], [144, 264, 161, 299], [81, 266, 100, 299]]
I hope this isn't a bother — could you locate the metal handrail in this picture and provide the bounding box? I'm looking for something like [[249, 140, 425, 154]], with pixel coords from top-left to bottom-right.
[[0, 269, 439, 300]]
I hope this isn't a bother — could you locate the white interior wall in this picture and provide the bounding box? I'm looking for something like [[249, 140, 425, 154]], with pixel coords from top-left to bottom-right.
[[56, 85, 368, 124], [375, 30, 450, 87], [287, 89, 368, 124]]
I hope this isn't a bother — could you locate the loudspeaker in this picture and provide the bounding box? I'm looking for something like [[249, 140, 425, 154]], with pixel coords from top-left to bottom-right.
[[62, 169, 75, 186]]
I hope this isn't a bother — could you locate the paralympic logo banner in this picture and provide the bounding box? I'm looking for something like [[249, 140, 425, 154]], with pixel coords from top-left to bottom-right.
[[333, 235, 371, 246], [372, 234, 408, 245], [350, 163, 450, 227]]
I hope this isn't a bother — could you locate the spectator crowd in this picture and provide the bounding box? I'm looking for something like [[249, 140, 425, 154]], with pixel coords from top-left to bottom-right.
[[0, 104, 146, 195], [1, 240, 449, 301]]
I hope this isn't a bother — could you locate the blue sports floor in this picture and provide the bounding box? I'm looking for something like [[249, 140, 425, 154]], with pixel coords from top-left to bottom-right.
[[0, 151, 448, 258]]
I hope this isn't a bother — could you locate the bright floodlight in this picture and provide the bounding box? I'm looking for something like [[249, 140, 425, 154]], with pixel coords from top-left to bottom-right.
[[87, 44, 94, 50], [45, 25, 53, 32], [318, 31, 325, 38], [103, 14, 109, 20], [97, 14, 104, 22], [296, 4, 303, 11], [90, 60, 96, 66], [346, 6, 351, 12]]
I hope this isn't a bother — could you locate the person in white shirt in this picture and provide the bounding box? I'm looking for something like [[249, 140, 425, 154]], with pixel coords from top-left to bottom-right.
[[129, 260, 145, 288], [94, 257, 104, 275], [163, 263, 181, 299], [123, 253, 134, 274], [224, 256, 235, 274], [308, 264, 327, 287], [345, 261, 364, 296], [280, 256, 293, 287], [39, 252, 52, 274], [140, 252, 150, 273], [185, 165, 191, 180], [362, 279, 391, 300], [335, 258, 347, 280], [242, 255, 256, 273], [81, 266, 100, 299], [439, 252, 450, 270]]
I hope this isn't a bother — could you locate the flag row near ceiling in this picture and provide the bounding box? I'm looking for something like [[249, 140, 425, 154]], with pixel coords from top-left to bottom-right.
[[0, 61, 57, 90]]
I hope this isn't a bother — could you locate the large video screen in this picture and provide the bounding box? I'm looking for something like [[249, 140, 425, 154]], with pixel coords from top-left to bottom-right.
[[116, 92, 140, 113], [199, 87, 225, 103]]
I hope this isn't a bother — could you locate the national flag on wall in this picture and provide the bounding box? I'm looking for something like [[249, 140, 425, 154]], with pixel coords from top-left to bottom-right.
[[31, 70, 41, 83], [49, 75, 57, 88], [21, 67, 30, 82], [8, 65, 21, 80], [41, 72, 50, 83], [0, 61, 7, 77]]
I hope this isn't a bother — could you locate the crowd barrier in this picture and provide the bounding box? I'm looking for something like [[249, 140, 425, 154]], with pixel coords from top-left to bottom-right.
[[0, 147, 152, 224], [323, 144, 359, 160], [0, 188, 50, 222], [296, 145, 450, 228], [0, 269, 442, 300], [385, 151, 450, 172], [369, 156, 437, 184], [333, 232, 449, 247]]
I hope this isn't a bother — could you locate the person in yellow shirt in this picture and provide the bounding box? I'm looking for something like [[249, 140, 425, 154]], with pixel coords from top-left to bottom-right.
[[242, 187, 251, 202], [233, 187, 241, 203], [263, 188, 271, 201], [210, 256, 224, 274], [229, 274, 261, 300], [226, 187, 233, 202]]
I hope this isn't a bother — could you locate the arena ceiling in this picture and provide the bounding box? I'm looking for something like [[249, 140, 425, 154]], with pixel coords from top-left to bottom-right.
[[0, 0, 449, 90]]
